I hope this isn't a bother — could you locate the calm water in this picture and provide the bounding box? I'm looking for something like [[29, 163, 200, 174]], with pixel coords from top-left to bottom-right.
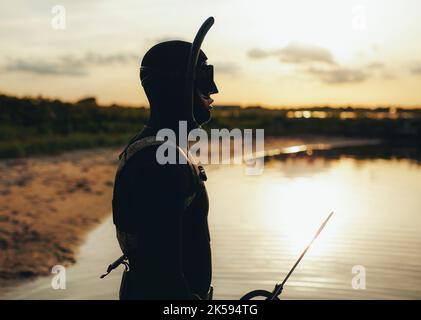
[[2, 146, 421, 299]]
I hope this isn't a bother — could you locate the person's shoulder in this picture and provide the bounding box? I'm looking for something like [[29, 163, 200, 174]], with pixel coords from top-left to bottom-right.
[[128, 143, 162, 165], [125, 144, 192, 181], [128, 143, 189, 166]]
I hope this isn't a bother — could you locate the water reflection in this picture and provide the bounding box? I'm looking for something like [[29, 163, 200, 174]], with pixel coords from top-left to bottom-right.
[[2, 144, 421, 299], [208, 151, 421, 299]]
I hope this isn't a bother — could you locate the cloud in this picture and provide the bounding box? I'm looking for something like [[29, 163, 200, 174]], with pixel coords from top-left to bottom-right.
[[306, 66, 368, 84], [213, 62, 240, 75], [248, 48, 271, 59], [248, 43, 385, 84], [278, 43, 336, 65], [381, 72, 396, 80], [366, 62, 384, 70], [409, 63, 421, 75], [248, 42, 336, 65], [3, 52, 138, 76], [365, 62, 397, 80], [70, 52, 138, 65], [3, 59, 87, 76]]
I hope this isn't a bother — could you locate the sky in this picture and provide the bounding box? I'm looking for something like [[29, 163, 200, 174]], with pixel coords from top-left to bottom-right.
[[1, 0, 421, 108]]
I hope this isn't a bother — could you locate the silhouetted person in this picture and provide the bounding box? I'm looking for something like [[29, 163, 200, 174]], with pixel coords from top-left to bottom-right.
[[112, 31, 218, 299]]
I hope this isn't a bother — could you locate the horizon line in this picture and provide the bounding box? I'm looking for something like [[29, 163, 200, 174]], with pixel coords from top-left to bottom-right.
[[2, 91, 421, 110]]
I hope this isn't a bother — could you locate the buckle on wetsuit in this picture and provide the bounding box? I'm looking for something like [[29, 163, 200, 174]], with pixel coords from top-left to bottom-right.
[[198, 165, 207, 181], [100, 255, 129, 279], [207, 285, 213, 300], [192, 286, 213, 300]]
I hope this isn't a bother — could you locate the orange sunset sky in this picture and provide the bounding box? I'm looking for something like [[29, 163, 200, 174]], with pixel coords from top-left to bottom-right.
[[1, 0, 421, 108]]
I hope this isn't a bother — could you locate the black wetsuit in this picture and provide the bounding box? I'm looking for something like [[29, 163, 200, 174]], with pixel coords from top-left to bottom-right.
[[112, 38, 217, 299], [112, 128, 212, 299]]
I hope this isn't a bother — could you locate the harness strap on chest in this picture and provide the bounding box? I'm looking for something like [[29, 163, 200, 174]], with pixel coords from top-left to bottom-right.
[[117, 136, 200, 209]]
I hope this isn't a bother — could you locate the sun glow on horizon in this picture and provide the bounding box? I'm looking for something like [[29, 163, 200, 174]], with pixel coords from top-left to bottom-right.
[[1, 0, 421, 106]]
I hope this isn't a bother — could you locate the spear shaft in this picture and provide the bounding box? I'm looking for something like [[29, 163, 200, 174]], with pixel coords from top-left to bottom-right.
[[241, 211, 334, 300], [269, 211, 334, 299]]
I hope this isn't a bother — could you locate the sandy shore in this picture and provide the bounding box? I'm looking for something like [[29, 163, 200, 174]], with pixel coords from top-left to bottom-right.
[[0, 147, 121, 283]]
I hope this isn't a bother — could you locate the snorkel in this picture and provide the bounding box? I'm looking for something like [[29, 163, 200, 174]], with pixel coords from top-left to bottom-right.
[[185, 17, 215, 128]]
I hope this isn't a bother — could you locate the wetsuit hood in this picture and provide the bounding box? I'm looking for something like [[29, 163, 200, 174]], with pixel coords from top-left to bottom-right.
[[140, 18, 217, 132]]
